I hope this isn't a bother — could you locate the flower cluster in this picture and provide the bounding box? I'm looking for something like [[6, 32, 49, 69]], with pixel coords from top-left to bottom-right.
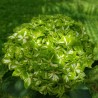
[[2, 15, 94, 97]]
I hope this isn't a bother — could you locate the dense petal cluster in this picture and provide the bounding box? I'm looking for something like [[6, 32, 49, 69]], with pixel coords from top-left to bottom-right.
[[2, 15, 94, 97]]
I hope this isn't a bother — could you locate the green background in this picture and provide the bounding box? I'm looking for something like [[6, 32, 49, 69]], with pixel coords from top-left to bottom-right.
[[0, 0, 98, 98]]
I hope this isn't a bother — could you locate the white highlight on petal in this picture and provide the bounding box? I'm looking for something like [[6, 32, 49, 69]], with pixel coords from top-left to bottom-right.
[[3, 59, 11, 63]]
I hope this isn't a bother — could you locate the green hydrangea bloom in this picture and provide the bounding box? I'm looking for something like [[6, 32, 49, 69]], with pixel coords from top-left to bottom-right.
[[2, 15, 94, 97]]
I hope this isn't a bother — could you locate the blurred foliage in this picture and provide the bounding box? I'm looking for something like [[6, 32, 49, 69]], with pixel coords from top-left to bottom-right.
[[0, 0, 98, 98], [85, 66, 98, 95]]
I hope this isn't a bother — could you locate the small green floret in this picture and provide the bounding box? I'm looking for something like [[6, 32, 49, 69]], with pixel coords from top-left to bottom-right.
[[2, 15, 94, 97]]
